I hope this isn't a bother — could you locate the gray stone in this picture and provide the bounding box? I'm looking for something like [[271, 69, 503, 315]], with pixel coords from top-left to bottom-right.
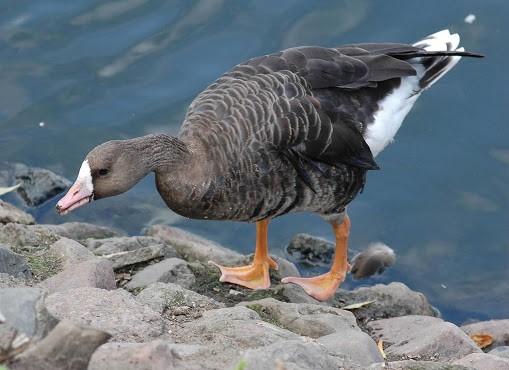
[[125, 258, 196, 290], [490, 346, 509, 359], [0, 244, 31, 279], [235, 339, 365, 370], [454, 353, 509, 370], [37, 259, 116, 294], [100, 245, 179, 270], [0, 272, 27, 288], [49, 237, 95, 269], [366, 315, 482, 362], [45, 287, 164, 341], [369, 361, 472, 369], [43, 222, 125, 240], [9, 320, 110, 370], [336, 282, 437, 327], [461, 319, 509, 350], [179, 306, 300, 367], [317, 331, 383, 366], [145, 224, 242, 264], [238, 298, 358, 338], [0, 287, 58, 340], [88, 341, 179, 370], [82, 236, 178, 256], [279, 283, 329, 305], [286, 233, 336, 266], [14, 166, 71, 207], [0, 199, 34, 225], [0, 223, 60, 252], [136, 282, 224, 314]]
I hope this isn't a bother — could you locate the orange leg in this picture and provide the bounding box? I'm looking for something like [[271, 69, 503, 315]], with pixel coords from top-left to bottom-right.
[[208, 219, 278, 290], [282, 215, 352, 301]]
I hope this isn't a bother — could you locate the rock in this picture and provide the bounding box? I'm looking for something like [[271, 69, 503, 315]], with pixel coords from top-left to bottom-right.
[[14, 166, 71, 207], [9, 320, 110, 370], [135, 282, 224, 314], [461, 319, 509, 350], [278, 283, 329, 305], [235, 339, 365, 370], [0, 244, 31, 279], [100, 245, 179, 270], [43, 222, 125, 240], [45, 287, 164, 341], [88, 341, 180, 370], [490, 346, 509, 359], [238, 298, 358, 338], [145, 224, 242, 264], [177, 306, 300, 366], [286, 233, 336, 266], [82, 236, 178, 257], [0, 223, 60, 252], [0, 200, 34, 225], [369, 361, 472, 369], [317, 331, 383, 366], [125, 258, 196, 291], [49, 237, 95, 269], [0, 272, 27, 288], [37, 259, 116, 294], [454, 353, 509, 370], [366, 315, 482, 362], [0, 287, 58, 341], [335, 282, 437, 327]]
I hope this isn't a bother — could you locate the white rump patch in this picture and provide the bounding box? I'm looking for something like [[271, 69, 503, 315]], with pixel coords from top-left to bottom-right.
[[77, 159, 94, 193]]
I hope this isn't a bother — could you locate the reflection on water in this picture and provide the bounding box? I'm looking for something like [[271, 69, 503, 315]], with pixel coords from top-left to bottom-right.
[[1, 0, 508, 324]]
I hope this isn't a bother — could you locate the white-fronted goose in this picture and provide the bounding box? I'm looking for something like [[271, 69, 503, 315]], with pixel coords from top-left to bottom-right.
[[56, 30, 482, 301]]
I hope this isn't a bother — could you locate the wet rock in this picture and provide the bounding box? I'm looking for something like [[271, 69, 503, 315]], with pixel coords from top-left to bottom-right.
[[145, 224, 242, 264], [454, 352, 509, 369], [37, 259, 116, 294], [461, 319, 509, 350], [490, 345, 509, 359], [0, 244, 31, 279], [136, 282, 224, 314], [49, 237, 95, 269], [14, 166, 71, 207], [238, 298, 358, 338], [0, 223, 60, 251], [0, 200, 34, 225], [0, 272, 27, 288], [82, 236, 178, 256], [43, 222, 125, 240], [366, 315, 481, 362], [285, 233, 336, 266], [45, 287, 164, 341], [0, 287, 58, 341], [88, 341, 180, 370], [125, 258, 196, 291], [235, 339, 365, 370], [100, 245, 179, 270], [335, 282, 437, 327], [9, 320, 110, 370]]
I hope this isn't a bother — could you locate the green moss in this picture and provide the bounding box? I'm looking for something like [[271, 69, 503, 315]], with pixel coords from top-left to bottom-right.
[[245, 303, 288, 330], [26, 252, 61, 282], [233, 359, 248, 370]]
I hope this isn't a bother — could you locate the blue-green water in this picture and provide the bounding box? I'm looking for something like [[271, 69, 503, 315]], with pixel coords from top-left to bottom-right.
[[1, 0, 508, 324]]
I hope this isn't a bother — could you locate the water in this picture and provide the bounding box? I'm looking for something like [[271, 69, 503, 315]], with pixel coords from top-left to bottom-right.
[[1, 0, 508, 324]]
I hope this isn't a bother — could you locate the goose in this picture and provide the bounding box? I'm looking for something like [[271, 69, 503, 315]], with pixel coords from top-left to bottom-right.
[[56, 30, 482, 301]]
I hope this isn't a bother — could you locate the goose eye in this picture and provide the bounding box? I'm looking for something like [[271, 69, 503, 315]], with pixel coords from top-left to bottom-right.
[[98, 168, 109, 176]]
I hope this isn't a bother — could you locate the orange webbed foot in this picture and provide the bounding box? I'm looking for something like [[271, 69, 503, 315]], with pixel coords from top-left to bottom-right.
[[208, 256, 278, 290]]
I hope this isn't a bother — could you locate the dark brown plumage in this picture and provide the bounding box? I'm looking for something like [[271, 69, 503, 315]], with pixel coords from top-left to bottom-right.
[[56, 30, 482, 300]]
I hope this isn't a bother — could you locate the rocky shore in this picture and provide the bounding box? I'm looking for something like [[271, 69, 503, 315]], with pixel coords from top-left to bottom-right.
[[1, 176, 509, 369]]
